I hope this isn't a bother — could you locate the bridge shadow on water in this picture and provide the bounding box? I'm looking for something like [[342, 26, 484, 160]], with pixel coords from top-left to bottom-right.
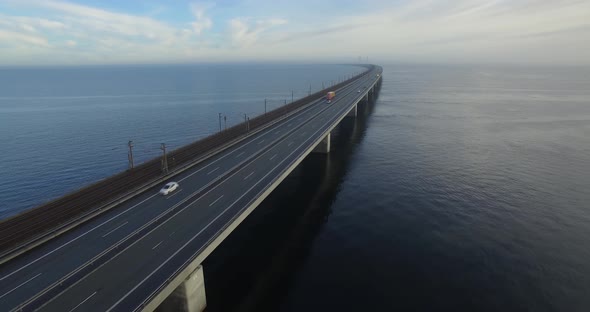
[[202, 92, 379, 312]]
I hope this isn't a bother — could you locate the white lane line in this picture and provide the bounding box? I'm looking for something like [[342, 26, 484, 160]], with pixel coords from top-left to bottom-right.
[[235, 151, 245, 158], [152, 241, 163, 250], [0, 273, 42, 300], [209, 195, 224, 207], [177, 110, 299, 182], [288, 142, 294, 147], [207, 167, 219, 175], [169, 231, 175, 237], [301, 131, 307, 136], [0, 193, 156, 282], [244, 172, 255, 180], [287, 123, 292, 127], [68, 291, 96, 312], [257, 139, 265, 145], [166, 189, 183, 199], [101, 221, 129, 238], [270, 154, 277, 161], [275, 130, 281, 134]]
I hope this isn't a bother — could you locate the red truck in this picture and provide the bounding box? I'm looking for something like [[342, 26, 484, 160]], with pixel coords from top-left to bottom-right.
[[326, 91, 336, 103]]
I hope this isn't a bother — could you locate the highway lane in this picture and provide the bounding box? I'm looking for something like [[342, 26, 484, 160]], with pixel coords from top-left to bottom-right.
[[36, 69, 381, 311], [0, 69, 376, 310]]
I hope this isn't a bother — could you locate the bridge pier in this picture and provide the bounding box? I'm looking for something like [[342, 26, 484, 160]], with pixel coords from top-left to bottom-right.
[[346, 104, 357, 118], [312, 132, 331, 154], [156, 265, 207, 312]]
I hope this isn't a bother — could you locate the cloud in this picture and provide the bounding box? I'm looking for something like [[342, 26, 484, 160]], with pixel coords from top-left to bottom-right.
[[0, 29, 49, 47], [190, 2, 214, 35], [0, 0, 589, 65], [34, 0, 179, 41], [229, 17, 287, 47], [272, 24, 367, 44], [37, 19, 66, 30]]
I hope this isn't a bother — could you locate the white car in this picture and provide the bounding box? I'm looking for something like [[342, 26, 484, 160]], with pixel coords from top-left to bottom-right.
[[160, 182, 179, 195]]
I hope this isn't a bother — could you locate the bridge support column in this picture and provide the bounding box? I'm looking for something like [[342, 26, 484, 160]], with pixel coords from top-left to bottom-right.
[[312, 132, 331, 154], [346, 104, 357, 118], [157, 265, 206, 312]]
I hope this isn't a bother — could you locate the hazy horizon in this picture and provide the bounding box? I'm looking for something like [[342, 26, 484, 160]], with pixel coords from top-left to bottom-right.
[[1, 0, 589, 66]]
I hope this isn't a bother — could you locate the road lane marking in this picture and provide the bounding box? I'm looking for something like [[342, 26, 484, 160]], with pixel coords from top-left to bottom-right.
[[0, 273, 42, 300], [301, 131, 307, 136], [235, 151, 245, 158], [68, 291, 96, 312], [152, 241, 163, 250], [244, 172, 255, 180], [209, 195, 224, 207], [275, 130, 281, 134], [287, 123, 292, 127], [0, 193, 156, 282], [270, 154, 277, 160], [177, 103, 318, 183], [288, 142, 294, 147], [166, 189, 183, 199], [257, 139, 265, 145], [101, 221, 129, 238], [169, 232, 175, 237], [207, 167, 219, 175]]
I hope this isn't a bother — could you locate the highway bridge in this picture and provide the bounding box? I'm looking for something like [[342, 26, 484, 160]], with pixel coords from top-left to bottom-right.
[[0, 65, 383, 312]]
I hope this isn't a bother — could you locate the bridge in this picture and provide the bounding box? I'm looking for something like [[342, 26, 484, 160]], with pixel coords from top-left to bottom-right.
[[0, 65, 383, 312]]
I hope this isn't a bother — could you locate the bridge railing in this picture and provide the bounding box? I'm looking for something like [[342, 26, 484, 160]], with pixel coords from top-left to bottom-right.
[[0, 65, 375, 258]]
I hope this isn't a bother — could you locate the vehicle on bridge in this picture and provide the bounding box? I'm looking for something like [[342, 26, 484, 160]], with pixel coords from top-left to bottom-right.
[[326, 91, 336, 103], [159, 182, 179, 195]]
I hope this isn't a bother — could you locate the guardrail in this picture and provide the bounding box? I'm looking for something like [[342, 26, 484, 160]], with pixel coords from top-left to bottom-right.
[[0, 65, 375, 261]]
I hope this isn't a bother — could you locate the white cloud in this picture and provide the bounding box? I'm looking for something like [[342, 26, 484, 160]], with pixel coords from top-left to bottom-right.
[[37, 19, 66, 30], [0, 29, 49, 47], [229, 17, 287, 47], [35, 0, 179, 41], [190, 2, 214, 35], [0, 0, 589, 65], [19, 23, 36, 32]]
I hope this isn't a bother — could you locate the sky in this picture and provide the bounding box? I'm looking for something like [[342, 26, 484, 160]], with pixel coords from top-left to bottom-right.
[[0, 0, 589, 65]]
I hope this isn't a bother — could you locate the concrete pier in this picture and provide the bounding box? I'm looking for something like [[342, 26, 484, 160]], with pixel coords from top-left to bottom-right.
[[346, 104, 357, 117], [312, 132, 331, 154], [156, 265, 206, 312]]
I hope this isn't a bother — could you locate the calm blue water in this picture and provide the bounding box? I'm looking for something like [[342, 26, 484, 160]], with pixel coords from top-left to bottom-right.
[[276, 64, 590, 311], [0, 64, 361, 218]]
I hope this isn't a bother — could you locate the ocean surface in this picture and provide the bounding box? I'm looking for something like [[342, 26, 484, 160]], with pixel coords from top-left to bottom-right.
[[2, 63, 590, 311]]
